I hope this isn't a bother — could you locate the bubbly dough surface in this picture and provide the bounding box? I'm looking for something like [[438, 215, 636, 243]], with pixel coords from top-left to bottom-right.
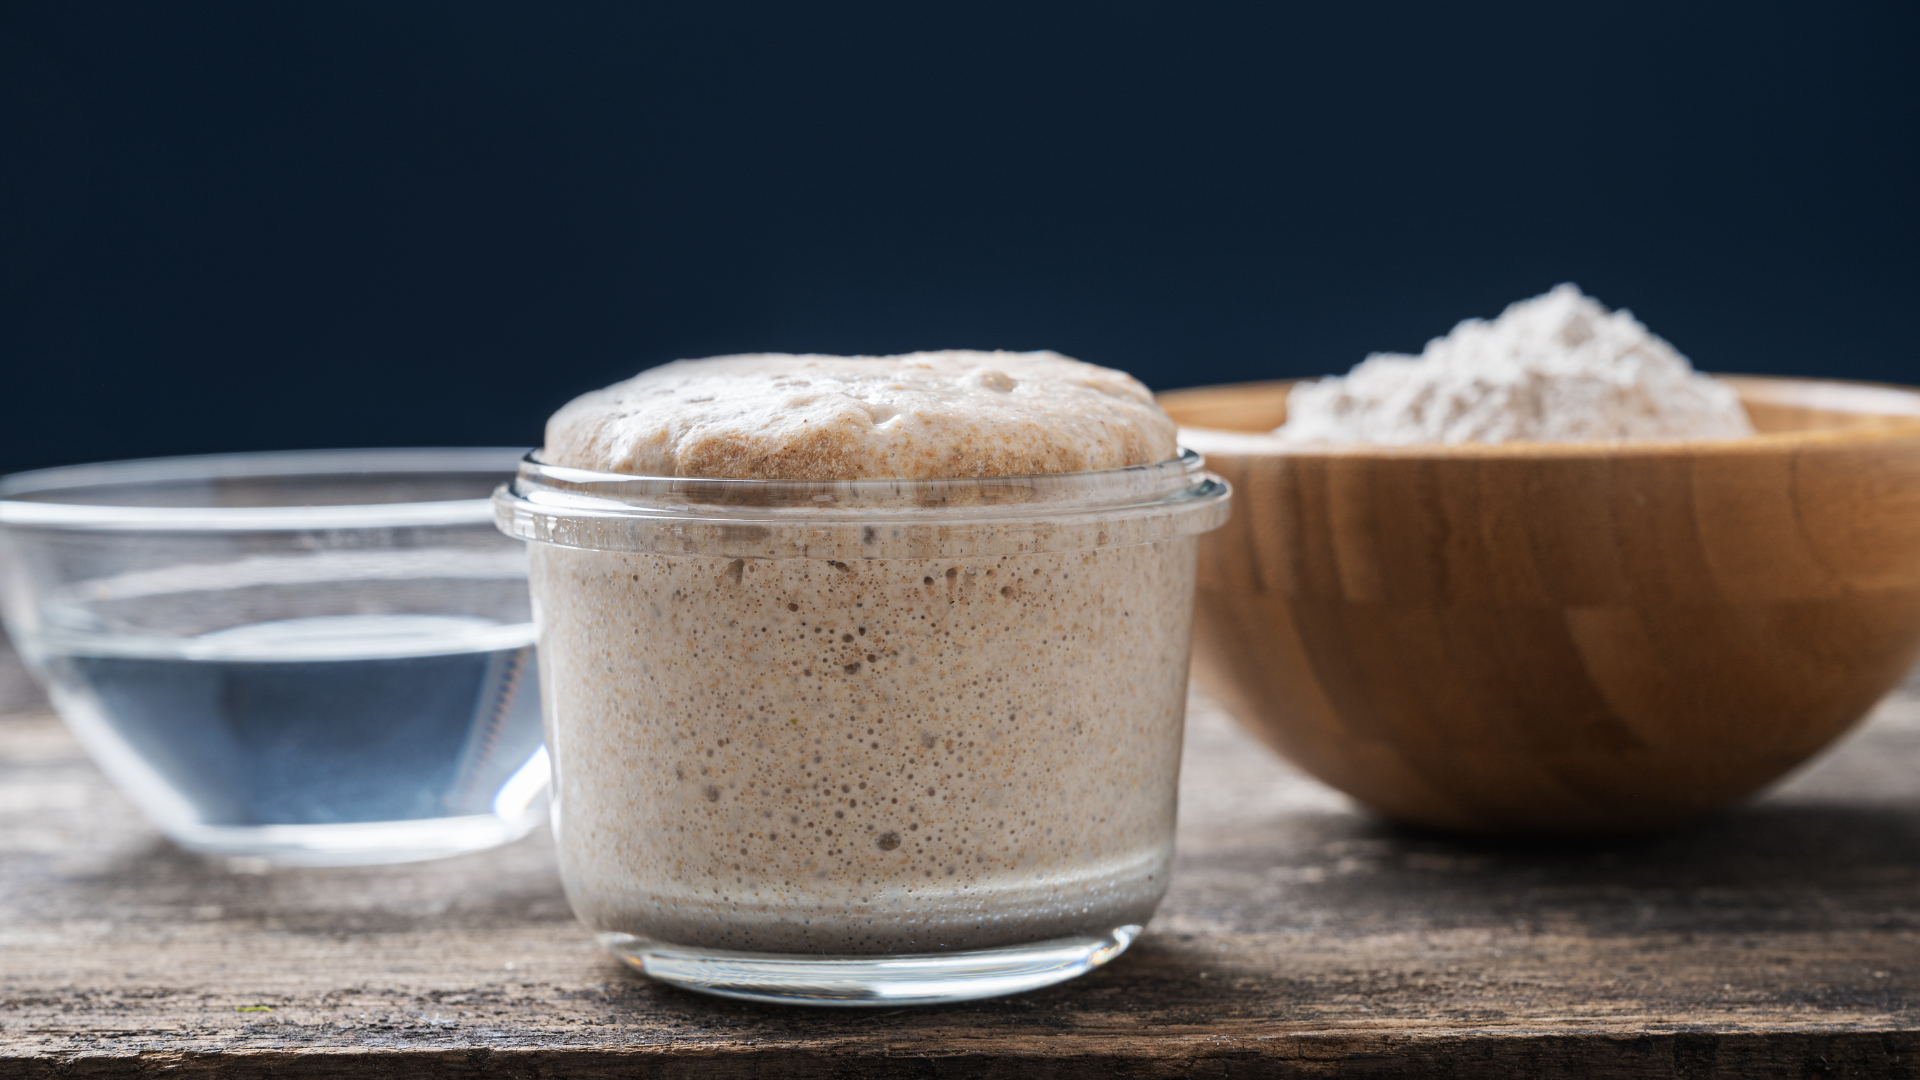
[[545, 351, 1178, 479]]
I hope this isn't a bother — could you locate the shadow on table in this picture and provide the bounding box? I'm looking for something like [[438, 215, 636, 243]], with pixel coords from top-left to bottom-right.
[[1182, 797, 1920, 942], [43, 828, 573, 936]]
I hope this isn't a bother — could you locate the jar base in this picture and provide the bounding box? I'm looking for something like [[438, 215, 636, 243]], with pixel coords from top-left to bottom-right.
[[600, 924, 1143, 1006]]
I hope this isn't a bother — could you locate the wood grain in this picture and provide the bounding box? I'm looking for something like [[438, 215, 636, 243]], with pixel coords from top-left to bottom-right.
[[1163, 376, 1920, 833], [4, 675, 1920, 1077]]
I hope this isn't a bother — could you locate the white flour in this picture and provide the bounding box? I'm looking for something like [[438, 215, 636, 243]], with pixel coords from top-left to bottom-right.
[[1276, 285, 1754, 445]]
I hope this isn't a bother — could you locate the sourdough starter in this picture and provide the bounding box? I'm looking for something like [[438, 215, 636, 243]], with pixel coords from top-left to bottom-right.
[[524, 351, 1216, 954]]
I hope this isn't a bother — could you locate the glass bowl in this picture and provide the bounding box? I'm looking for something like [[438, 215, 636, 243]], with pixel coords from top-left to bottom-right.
[[0, 448, 548, 865]]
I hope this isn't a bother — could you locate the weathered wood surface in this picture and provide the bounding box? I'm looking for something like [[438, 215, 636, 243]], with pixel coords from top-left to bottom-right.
[[3, 636, 1918, 1077]]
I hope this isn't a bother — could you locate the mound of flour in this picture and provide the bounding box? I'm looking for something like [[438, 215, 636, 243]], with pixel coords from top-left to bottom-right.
[[1277, 285, 1754, 445]]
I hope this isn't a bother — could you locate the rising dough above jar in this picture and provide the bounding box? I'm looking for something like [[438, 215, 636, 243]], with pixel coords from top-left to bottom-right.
[[542, 350, 1179, 479]]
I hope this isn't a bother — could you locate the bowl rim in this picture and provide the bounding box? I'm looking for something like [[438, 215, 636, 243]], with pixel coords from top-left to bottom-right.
[[0, 447, 528, 532], [1162, 373, 1920, 459]]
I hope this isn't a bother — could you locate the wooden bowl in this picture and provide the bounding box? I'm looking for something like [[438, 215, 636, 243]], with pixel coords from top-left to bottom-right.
[[1160, 376, 1920, 833]]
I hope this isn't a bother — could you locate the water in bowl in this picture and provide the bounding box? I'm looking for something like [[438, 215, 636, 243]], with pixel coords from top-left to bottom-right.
[[28, 610, 548, 865]]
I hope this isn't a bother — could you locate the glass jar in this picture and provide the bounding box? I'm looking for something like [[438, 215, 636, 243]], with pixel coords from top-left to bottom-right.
[[0, 449, 549, 865], [495, 449, 1229, 1004]]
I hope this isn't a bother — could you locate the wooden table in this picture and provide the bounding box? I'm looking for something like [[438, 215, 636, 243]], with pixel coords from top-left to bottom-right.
[[4, 649, 1917, 1077]]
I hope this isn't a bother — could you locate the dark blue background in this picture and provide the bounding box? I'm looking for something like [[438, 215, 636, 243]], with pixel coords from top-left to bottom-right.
[[3, 1, 1916, 473]]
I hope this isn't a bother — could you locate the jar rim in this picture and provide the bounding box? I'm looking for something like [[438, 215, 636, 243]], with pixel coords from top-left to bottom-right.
[[494, 449, 1232, 555], [502, 448, 1216, 516]]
